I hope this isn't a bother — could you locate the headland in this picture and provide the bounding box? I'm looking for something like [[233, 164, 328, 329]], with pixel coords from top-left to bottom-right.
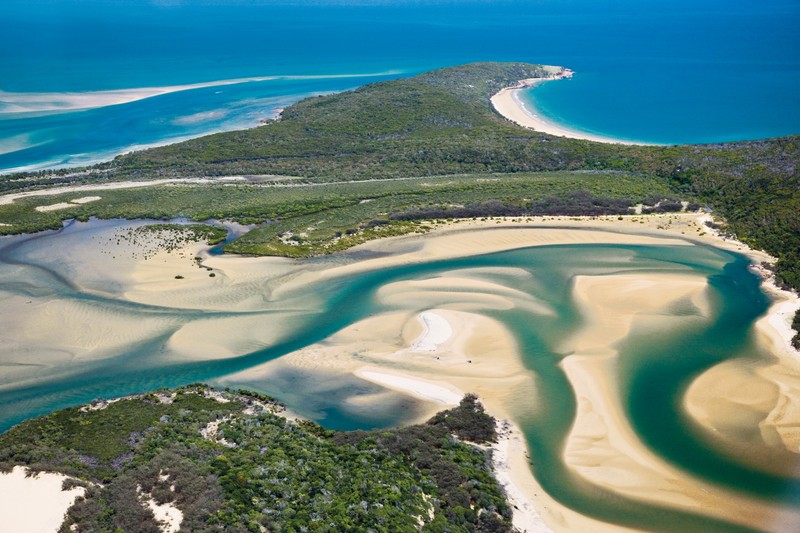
[[491, 67, 655, 145]]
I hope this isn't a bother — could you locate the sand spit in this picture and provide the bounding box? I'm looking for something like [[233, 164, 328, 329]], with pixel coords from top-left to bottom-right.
[[561, 274, 800, 531], [491, 69, 654, 145], [0, 77, 280, 115], [0, 71, 400, 115], [0, 466, 85, 533], [355, 369, 462, 405]]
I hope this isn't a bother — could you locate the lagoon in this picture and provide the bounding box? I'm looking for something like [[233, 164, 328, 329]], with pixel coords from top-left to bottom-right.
[[0, 217, 798, 531]]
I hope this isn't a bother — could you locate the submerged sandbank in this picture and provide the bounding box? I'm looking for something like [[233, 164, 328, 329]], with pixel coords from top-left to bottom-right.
[[0, 71, 401, 115], [491, 68, 654, 146]]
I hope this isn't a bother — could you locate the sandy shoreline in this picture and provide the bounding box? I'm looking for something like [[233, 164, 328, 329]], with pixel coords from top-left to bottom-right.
[[214, 213, 799, 531], [491, 68, 655, 146], [2, 212, 798, 532]]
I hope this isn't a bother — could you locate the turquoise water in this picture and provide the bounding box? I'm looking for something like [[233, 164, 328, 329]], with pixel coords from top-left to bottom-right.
[[0, 219, 797, 531], [1, 0, 799, 171]]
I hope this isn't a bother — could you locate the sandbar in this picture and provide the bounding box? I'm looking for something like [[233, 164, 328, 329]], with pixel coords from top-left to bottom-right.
[[561, 274, 800, 530], [1, 212, 798, 532], [0, 71, 400, 115]]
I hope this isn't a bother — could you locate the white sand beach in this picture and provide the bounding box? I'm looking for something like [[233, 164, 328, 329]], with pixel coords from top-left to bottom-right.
[[491, 69, 654, 145]]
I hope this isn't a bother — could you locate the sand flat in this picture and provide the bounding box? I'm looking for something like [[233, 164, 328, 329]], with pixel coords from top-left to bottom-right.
[[1, 212, 798, 532], [559, 272, 800, 530]]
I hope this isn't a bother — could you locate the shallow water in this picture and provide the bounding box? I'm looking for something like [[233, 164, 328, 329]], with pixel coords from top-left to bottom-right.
[[0, 219, 796, 531]]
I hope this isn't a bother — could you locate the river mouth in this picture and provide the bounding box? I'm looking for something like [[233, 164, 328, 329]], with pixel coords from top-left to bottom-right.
[[0, 217, 798, 532]]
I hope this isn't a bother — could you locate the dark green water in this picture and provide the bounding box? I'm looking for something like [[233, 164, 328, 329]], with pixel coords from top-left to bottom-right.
[[0, 220, 796, 532]]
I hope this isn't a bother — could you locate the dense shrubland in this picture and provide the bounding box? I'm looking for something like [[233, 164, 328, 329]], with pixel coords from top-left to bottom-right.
[[0, 387, 511, 532]]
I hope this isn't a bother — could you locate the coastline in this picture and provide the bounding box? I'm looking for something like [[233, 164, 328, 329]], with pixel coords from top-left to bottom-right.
[[490, 68, 655, 146], [211, 213, 799, 531], [0, 71, 401, 116], [1, 212, 798, 531]]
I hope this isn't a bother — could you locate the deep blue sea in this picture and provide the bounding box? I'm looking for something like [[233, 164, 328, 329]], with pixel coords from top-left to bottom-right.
[[1, 0, 798, 172]]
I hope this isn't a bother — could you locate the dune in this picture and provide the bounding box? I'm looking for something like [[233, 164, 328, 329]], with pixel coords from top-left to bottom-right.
[[0, 466, 85, 533]]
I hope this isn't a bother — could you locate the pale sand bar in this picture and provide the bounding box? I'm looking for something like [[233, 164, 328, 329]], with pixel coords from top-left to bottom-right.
[[561, 274, 800, 530], [0, 71, 399, 115], [2, 212, 798, 532], [491, 67, 654, 146]]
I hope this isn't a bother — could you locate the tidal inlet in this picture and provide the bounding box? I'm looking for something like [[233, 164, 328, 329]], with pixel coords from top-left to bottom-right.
[[1, 1, 799, 531], [1, 213, 799, 532]]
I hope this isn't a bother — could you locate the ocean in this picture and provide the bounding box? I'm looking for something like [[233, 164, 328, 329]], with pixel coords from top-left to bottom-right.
[[1, 0, 798, 172]]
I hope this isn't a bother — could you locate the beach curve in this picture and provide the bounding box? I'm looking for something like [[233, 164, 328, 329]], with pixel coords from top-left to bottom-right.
[[491, 67, 656, 146]]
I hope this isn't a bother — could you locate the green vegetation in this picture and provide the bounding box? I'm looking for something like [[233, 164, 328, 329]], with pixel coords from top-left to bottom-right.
[[0, 171, 674, 256], [131, 224, 228, 246], [0, 387, 511, 532], [794, 313, 800, 350], [1, 61, 797, 341]]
